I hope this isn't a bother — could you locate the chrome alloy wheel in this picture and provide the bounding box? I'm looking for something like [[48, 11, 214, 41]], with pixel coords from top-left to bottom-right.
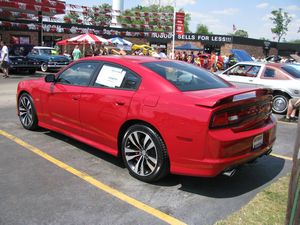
[[272, 95, 288, 114], [124, 131, 158, 177], [19, 95, 33, 127]]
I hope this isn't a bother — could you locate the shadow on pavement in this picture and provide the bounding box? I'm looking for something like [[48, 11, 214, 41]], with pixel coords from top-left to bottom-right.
[[42, 129, 125, 168], [157, 155, 286, 198], [39, 129, 286, 198]]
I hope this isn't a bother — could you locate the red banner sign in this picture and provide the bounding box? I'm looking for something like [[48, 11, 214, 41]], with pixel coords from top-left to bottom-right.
[[175, 12, 185, 35]]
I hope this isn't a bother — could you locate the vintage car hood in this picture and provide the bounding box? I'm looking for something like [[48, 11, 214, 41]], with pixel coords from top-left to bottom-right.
[[231, 49, 254, 62]]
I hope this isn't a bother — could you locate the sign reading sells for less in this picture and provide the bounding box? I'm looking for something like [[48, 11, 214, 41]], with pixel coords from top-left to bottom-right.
[[175, 12, 185, 35]]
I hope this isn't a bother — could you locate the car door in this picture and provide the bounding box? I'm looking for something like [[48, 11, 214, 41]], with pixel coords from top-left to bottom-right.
[[80, 63, 141, 153], [220, 64, 261, 88], [46, 61, 100, 135]]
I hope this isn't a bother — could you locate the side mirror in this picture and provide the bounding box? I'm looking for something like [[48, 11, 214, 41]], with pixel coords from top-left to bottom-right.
[[45, 74, 56, 83]]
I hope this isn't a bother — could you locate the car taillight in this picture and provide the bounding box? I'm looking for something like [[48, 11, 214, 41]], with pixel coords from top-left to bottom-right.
[[210, 101, 272, 129], [210, 111, 239, 128]]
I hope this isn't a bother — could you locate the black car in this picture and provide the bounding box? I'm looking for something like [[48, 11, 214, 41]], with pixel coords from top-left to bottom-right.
[[8, 44, 40, 74]]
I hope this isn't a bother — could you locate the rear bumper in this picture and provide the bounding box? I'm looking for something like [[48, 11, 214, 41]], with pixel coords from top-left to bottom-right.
[[170, 115, 277, 177]]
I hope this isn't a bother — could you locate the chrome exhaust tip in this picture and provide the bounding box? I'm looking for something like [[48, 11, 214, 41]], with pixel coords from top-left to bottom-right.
[[222, 169, 237, 177]]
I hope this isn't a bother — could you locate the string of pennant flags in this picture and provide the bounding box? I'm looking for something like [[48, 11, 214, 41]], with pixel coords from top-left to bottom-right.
[[0, 19, 173, 32], [0, 13, 173, 30], [0, 20, 174, 37], [0, 0, 173, 17], [0, 0, 175, 32]]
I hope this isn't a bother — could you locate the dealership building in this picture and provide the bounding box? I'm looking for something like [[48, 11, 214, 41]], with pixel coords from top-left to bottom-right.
[[0, 0, 299, 57]]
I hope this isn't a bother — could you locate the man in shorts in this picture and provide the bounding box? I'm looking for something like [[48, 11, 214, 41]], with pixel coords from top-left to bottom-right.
[[283, 98, 300, 122], [0, 41, 9, 78]]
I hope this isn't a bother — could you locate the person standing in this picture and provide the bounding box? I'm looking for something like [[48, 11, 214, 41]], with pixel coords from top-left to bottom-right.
[[282, 98, 300, 122], [72, 45, 82, 60], [210, 51, 217, 73], [0, 41, 9, 78]]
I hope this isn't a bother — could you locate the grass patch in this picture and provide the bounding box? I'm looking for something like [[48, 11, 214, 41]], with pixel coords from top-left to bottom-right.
[[215, 175, 290, 225]]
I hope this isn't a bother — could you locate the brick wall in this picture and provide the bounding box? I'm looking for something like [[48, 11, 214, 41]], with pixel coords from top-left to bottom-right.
[[0, 30, 38, 45], [221, 43, 233, 56], [166, 40, 204, 55], [232, 43, 278, 58]]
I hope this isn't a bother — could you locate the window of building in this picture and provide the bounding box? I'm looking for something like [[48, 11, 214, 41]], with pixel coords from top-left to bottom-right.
[[10, 35, 30, 44]]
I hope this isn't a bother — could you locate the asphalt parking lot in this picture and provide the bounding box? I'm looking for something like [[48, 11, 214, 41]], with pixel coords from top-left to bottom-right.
[[0, 72, 296, 225]]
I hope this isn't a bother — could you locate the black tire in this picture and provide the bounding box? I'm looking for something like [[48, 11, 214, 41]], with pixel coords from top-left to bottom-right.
[[272, 94, 289, 114], [41, 63, 48, 72], [18, 93, 39, 130], [121, 124, 169, 182]]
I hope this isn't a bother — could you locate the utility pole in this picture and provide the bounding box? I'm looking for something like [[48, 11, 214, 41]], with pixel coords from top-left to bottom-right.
[[171, 0, 176, 59], [38, 11, 43, 46], [286, 119, 300, 225]]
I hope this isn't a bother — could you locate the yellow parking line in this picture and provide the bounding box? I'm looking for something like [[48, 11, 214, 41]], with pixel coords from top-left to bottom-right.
[[270, 153, 293, 161], [0, 129, 186, 225]]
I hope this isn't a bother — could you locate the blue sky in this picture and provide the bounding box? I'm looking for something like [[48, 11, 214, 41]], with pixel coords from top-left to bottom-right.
[[66, 0, 300, 41]]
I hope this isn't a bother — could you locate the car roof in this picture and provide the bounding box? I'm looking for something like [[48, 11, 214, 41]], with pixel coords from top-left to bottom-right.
[[235, 61, 266, 66], [33, 46, 55, 49], [82, 55, 167, 64]]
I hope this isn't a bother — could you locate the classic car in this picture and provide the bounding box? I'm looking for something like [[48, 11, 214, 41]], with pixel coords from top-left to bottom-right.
[[131, 44, 154, 55], [27, 46, 71, 72], [218, 61, 300, 114], [17, 56, 276, 182], [5, 44, 40, 74]]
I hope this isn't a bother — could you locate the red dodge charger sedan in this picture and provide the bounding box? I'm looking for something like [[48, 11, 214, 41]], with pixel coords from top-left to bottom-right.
[[17, 56, 276, 182]]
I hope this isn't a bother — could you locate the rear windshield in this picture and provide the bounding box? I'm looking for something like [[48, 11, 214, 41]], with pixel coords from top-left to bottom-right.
[[142, 61, 230, 91], [281, 65, 300, 78]]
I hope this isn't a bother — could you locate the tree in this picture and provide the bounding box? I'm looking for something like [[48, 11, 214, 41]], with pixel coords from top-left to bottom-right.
[[63, 12, 80, 24], [270, 8, 292, 43], [289, 39, 300, 44], [233, 29, 248, 38], [259, 37, 270, 41], [195, 24, 211, 34], [87, 3, 112, 26]]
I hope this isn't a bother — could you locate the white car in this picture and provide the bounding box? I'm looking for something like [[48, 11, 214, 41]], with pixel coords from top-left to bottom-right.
[[219, 61, 300, 114]]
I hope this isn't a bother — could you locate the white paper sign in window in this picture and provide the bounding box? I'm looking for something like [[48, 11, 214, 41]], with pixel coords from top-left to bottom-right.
[[96, 65, 126, 88]]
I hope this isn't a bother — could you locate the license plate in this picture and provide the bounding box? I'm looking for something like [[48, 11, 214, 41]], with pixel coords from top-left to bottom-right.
[[253, 134, 264, 150]]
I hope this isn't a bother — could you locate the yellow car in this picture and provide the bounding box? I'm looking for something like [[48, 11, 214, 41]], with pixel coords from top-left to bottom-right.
[[131, 44, 154, 55]]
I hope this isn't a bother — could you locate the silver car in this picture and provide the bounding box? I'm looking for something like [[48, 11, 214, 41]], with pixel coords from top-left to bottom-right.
[[219, 61, 300, 114]]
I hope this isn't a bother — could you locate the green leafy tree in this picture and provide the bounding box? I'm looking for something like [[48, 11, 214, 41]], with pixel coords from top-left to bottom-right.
[[63, 12, 80, 24], [233, 29, 248, 38], [270, 8, 292, 42], [259, 37, 270, 41], [87, 3, 112, 26], [195, 24, 211, 34], [289, 39, 300, 44]]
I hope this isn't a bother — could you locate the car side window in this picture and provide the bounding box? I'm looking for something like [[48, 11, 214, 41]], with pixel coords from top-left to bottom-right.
[[31, 49, 38, 55], [94, 64, 140, 90], [56, 62, 99, 86], [263, 68, 275, 78], [246, 66, 260, 77], [225, 65, 247, 76]]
